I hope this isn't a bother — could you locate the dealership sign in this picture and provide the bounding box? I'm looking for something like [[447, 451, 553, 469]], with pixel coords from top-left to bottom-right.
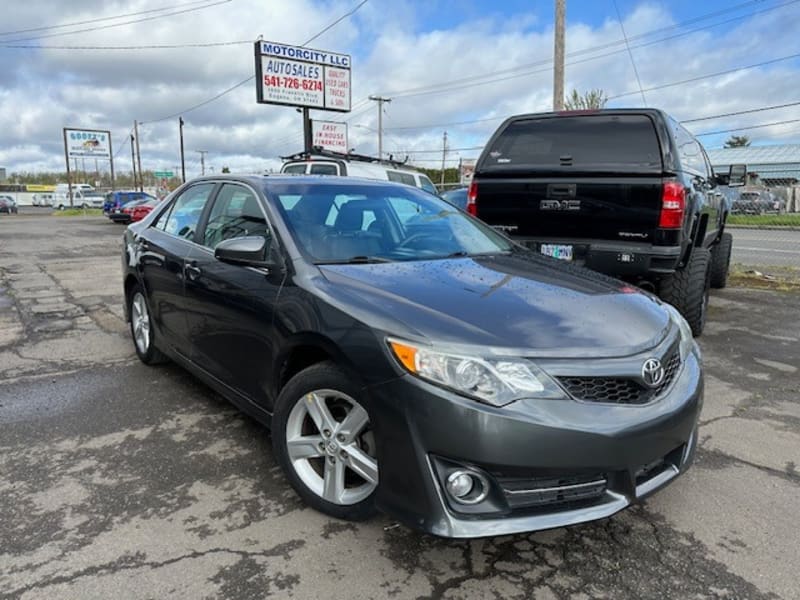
[[254, 41, 351, 112], [64, 128, 111, 159], [312, 120, 348, 153]]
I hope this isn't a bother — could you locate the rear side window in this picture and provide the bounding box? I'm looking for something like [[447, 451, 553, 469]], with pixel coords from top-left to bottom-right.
[[419, 176, 438, 194], [485, 115, 662, 170], [387, 170, 417, 186], [309, 163, 339, 175], [282, 164, 308, 175], [154, 183, 215, 241]]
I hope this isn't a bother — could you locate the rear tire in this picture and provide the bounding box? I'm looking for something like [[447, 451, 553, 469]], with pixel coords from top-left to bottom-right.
[[659, 248, 711, 337], [710, 232, 733, 289], [128, 284, 168, 365]]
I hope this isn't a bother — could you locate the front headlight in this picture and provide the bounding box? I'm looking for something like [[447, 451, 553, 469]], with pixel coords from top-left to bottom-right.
[[664, 304, 696, 362], [388, 338, 566, 406]]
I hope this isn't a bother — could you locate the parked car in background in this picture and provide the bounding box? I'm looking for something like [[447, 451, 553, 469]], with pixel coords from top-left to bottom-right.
[[280, 149, 439, 194], [122, 175, 702, 538], [731, 188, 785, 214], [0, 195, 18, 214], [104, 191, 156, 215], [109, 198, 149, 224], [470, 108, 746, 336], [126, 198, 159, 223], [440, 186, 468, 210]]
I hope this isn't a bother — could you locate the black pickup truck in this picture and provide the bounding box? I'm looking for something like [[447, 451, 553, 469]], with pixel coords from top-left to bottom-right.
[[468, 109, 745, 335]]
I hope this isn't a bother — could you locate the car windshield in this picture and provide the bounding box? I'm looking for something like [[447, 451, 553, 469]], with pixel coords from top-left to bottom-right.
[[268, 181, 512, 263]]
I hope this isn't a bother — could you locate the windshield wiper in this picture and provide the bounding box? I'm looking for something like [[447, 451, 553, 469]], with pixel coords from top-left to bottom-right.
[[316, 256, 392, 265], [444, 251, 469, 258]]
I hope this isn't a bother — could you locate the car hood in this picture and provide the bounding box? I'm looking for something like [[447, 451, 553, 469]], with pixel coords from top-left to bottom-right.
[[317, 253, 671, 358]]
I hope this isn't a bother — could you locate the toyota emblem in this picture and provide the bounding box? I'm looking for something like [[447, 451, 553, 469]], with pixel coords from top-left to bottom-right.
[[642, 358, 665, 388]]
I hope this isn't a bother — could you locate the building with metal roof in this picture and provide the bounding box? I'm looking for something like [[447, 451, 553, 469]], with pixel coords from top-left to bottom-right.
[[707, 144, 800, 184]]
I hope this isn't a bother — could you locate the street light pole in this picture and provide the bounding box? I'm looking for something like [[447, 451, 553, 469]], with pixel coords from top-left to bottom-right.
[[179, 117, 186, 183]]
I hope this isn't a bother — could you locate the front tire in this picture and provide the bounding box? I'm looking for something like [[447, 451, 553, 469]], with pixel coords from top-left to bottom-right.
[[128, 285, 168, 365], [659, 247, 711, 337], [273, 362, 378, 521], [710, 232, 733, 289]]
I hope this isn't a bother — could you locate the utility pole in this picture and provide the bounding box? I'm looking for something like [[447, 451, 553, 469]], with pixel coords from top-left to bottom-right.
[[440, 131, 448, 185], [302, 108, 313, 154], [553, 0, 566, 111], [368, 95, 391, 159], [197, 150, 208, 176], [134, 120, 143, 192], [179, 117, 186, 183], [130, 134, 137, 190]]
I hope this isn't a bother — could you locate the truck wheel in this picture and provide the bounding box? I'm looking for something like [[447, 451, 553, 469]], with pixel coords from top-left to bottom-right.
[[659, 248, 711, 337], [710, 232, 733, 289]]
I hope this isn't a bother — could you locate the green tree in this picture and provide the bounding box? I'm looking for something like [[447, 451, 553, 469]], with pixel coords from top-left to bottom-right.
[[724, 135, 751, 148], [563, 88, 608, 110], [221, 166, 230, 173]]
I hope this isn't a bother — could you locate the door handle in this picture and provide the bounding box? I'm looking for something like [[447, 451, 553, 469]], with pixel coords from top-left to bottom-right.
[[185, 263, 202, 280]]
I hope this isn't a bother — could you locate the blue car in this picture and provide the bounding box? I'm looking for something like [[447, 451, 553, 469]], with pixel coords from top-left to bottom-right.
[[104, 191, 156, 215], [441, 186, 468, 210]]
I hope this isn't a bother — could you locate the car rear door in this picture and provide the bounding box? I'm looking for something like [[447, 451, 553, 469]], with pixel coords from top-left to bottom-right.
[[135, 182, 217, 357], [182, 182, 285, 407]]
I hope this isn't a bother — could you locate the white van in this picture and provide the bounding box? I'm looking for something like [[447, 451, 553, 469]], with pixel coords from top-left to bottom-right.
[[280, 151, 440, 195], [53, 183, 104, 209]]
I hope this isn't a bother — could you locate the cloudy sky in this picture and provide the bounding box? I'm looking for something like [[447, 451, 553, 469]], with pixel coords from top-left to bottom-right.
[[1, 0, 799, 177]]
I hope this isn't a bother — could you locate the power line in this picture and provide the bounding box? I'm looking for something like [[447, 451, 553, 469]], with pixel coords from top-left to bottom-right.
[[613, 0, 647, 106], [607, 52, 800, 100], [0, 0, 217, 36], [694, 118, 800, 137], [137, 0, 370, 124], [379, 0, 800, 101], [681, 100, 800, 123], [1, 40, 251, 50], [0, 0, 232, 44]]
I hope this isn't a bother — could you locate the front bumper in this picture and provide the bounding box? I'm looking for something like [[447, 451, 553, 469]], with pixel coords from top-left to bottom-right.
[[369, 351, 702, 538]]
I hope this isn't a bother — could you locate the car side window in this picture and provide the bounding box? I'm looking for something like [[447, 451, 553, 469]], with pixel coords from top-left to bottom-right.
[[309, 163, 339, 175], [671, 120, 705, 175], [153, 183, 215, 241], [203, 183, 270, 249], [419, 176, 438, 194], [282, 164, 308, 175], [387, 170, 417, 187]]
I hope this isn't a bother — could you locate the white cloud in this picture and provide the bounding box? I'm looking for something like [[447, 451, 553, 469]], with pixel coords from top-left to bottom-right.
[[1, 0, 799, 176]]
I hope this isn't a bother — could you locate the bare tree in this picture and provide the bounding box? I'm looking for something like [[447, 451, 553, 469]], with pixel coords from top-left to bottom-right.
[[563, 89, 608, 110]]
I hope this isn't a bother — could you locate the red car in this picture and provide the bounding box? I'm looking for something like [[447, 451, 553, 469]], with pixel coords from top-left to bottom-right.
[[125, 198, 159, 223]]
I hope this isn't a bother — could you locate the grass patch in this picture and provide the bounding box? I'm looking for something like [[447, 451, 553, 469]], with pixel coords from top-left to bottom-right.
[[727, 213, 800, 227], [52, 208, 104, 217], [728, 264, 800, 292]]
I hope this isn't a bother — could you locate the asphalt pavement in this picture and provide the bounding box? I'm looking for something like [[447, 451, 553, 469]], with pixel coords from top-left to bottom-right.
[[1, 213, 799, 599], [729, 227, 800, 268]]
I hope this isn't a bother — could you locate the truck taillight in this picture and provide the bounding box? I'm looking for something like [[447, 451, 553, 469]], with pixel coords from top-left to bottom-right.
[[659, 181, 685, 228], [466, 180, 478, 216]]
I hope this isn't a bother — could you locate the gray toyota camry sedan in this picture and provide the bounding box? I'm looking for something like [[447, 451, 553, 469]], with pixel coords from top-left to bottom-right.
[[122, 175, 702, 538]]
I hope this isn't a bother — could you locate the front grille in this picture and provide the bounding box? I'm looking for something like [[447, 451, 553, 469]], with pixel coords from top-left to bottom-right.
[[558, 351, 681, 405], [498, 473, 608, 510]]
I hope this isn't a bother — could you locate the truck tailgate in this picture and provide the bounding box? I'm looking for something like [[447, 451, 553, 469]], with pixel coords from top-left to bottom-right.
[[475, 176, 663, 242]]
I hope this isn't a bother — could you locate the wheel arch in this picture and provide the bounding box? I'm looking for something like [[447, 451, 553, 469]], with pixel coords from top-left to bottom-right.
[[274, 333, 361, 398]]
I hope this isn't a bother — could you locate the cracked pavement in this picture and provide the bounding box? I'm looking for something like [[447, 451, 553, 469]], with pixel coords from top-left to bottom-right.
[[1, 213, 799, 599]]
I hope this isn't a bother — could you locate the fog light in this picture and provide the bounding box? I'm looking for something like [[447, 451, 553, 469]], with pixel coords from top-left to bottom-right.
[[445, 470, 489, 505]]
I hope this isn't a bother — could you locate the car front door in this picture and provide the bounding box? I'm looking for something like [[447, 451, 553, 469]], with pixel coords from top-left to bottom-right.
[[183, 182, 285, 407], [136, 182, 217, 358]]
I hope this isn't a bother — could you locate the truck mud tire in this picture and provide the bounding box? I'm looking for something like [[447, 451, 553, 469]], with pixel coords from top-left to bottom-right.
[[710, 232, 733, 289], [659, 247, 711, 337]]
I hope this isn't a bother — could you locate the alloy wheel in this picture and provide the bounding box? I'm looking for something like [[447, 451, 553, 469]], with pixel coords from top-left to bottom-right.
[[130, 292, 151, 355], [285, 389, 378, 505]]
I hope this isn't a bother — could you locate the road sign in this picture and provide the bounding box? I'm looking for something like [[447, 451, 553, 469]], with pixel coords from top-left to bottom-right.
[[154, 171, 174, 178], [64, 128, 111, 159], [254, 41, 351, 112]]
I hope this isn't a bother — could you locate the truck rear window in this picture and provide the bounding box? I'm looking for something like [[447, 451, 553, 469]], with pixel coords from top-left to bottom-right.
[[484, 115, 662, 171]]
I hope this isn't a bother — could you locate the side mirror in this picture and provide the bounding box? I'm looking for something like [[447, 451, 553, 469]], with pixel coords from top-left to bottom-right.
[[727, 164, 747, 187], [214, 236, 272, 268]]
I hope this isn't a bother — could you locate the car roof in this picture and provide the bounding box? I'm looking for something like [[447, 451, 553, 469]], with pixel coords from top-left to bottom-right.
[[184, 174, 424, 189]]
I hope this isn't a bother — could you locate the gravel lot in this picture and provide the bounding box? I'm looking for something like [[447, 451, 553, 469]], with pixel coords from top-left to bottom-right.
[[1, 213, 798, 599]]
